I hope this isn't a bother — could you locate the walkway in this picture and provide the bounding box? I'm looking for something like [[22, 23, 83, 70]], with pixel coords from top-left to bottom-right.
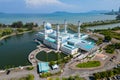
[[28, 44, 53, 66], [0, 67, 45, 80], [28, 47, 42, 66]]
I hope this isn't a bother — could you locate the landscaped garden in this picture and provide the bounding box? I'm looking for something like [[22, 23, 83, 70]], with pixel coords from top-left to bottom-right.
[[10, 74, 34, 80], [36, 51, 67, 62], [94, 26, 120, 40], [93, 67, 120, 80], [105, 43, 120, 54], [76, 61, 101, 68], [48, 75, 85, 80]]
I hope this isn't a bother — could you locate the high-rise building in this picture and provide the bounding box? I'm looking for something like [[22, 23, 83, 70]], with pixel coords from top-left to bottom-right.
[[119, 7, 120, 13]]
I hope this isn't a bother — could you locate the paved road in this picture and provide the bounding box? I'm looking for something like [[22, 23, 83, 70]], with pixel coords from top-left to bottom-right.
[[0, 49, 120, 80], [0, 67, 44, 80], [60, 50, 120, 79]]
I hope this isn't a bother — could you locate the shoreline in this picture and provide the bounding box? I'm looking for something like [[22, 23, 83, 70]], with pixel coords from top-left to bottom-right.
[[0, 30, 33, 41]]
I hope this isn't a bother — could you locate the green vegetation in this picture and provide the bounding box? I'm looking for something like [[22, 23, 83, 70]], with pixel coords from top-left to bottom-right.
[[81, 20, 120, 28], [96, 38, 103, 45], [36, 51, 67, 62], [0, 28, 13, 37], [105, 44, 115, 54], [60, 20, 120, 32], [10, 74, 34, 80], [0, 21, 38, 38], [10, 21, 38, 29], [76, 61, 101, 68], [62, 75, 85, 80], [11, 21, 23, 28], [104, 35, 112, 42], [48, 75, 85, 80], [26, 66, 34, 70], [40, 71, 62, 78], [93, 67, 120, 80], [37, 51, 72, 67], [105, 43, 120, 54], [94, 26, 120, 40], [16, 28, 24, 32]]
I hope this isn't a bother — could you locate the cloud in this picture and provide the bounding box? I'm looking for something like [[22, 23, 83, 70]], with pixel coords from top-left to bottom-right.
[[25, 0, 70, 9]]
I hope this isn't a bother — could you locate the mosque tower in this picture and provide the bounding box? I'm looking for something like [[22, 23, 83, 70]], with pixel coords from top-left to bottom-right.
[[78, 21, 81, 38], [64, 19, 67, 34], [56, 24, 60, 51], [43, 21, 47, 40]]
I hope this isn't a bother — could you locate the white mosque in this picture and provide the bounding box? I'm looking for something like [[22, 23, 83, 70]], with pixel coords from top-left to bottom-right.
[[36, 20, 98, 56]]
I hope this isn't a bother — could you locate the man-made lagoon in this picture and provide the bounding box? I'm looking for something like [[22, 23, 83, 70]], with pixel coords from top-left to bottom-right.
[[0, 32, 37, 69]]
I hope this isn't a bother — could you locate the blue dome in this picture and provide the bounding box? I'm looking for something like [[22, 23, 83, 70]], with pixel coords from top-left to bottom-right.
[[45, 23, 52, 30]]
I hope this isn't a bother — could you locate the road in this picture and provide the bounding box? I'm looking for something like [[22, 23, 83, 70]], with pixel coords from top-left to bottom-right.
[[0, 67, 44, 80], [60, 49, 120, 79], [0, 49, 120, 80]]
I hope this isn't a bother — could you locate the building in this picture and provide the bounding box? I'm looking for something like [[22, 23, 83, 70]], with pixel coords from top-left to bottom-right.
[[36, 20, 98, 56], [38, 62, 50, 73], [118, 7, 120, 14]]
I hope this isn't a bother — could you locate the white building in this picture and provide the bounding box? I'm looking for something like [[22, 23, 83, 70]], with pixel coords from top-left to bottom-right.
[[36, 20, 98, 55]]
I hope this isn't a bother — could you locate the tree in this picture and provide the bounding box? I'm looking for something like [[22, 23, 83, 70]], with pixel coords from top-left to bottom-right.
[[116, 14, 120, 20], [108, 70, 114, 77], [24, 22, 38, 30], [94, 73, 101, 79], [1, 28, 13, 36], [104, 35, 112, 42], [11, 21, 23, 28], [49, 61, 55, 66], [26, 74, 34, 80], [16, 28, 24, 32], [96, 38, 103, 45]]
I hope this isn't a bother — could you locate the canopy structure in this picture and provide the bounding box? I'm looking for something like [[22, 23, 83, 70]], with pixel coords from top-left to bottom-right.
[[38, 62, 50, 73]]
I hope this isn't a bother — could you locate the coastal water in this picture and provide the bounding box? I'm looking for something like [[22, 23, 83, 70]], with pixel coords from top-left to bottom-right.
[[0, 13, 116, 25], [0, 13, 119, 69]]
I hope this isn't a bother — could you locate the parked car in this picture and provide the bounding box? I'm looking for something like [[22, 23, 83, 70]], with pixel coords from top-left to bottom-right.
[[117, 64, 120, 67], [6, 70, 10, 75], [116, 75, 120, 80]]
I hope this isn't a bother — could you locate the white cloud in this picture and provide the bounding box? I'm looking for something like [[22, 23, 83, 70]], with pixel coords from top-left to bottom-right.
[[25, 0, 69, 8]]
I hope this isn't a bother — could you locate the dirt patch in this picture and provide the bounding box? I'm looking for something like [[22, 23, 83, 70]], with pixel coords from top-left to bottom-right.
[[113, 30, 120, 33]]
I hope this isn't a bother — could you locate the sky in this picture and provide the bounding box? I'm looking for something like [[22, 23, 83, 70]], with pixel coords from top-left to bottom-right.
[[0, 0, 120, 13]]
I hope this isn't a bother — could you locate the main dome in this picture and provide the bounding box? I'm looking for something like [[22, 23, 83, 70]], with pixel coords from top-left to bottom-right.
[[45, 23, 52, 30]]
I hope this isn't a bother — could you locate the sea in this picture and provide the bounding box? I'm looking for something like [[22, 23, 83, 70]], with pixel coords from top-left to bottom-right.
[[0, 13, 117, 25]]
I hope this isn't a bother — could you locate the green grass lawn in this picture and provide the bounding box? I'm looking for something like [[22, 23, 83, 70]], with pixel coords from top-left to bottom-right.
[[76, 61, 101, 68]]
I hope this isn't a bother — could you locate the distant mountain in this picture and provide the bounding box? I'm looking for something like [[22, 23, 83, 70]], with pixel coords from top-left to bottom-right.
[[86, 10, 109, 14], [52, 11, 73, 14], [52, 10, 110, 14]]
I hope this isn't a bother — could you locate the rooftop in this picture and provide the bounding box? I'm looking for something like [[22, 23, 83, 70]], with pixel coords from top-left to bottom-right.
[[38, 62, 50, 73]]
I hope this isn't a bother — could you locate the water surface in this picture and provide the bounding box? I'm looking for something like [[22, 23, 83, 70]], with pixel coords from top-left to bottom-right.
[[0, 32, 37, 69]]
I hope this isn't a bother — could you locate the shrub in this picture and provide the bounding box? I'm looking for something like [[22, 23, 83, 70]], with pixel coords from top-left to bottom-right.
[[76, 61, 101, 68], [26, 66, 34, 70]]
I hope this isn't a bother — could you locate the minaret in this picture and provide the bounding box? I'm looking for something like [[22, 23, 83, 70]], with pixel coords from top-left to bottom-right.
[[43, 21, 47, 39], [64, 19, 67, 34], [56, 24, 60, 51], [78, 21, 81, 38]]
